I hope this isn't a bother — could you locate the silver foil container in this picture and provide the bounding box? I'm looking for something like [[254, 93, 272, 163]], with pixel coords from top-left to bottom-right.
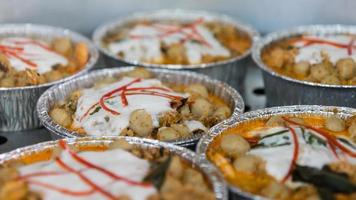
[[0, 136, 228, 200], [92, 9, 259, 94], [37, 66, 244, 147], [0, 24, 99, 131], [252, 25, 356, 107], [197, 105, 356, 200]]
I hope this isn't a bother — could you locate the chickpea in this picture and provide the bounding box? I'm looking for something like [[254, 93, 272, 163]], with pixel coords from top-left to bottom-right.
[[74, 42, 89, 67], [348, 123, 356, 138], [260, 181, 289, 199], [184, 84, 209, 98], [213, 106, 231, 121], [336, 58, 356, 80], [266, 115, 285, 126], [52, 37, 72, 56], [321, 75, 340, 85], [179, 104, 190, 117], [129, 109, 153, 137], [293, 61, 310, 76], [157, 127, 180, 141], [50, 108, 72, 127], [269, 48, 285, 68], [167, 156, 184, 179], [0, 77, 15, 87], [191, 98, 213, 117], [171, 124, 190, 138], [43, 70, 63, 82], [310, 63, 330, 81], [182, 168, 207, 189], [0, 180, 28, 200], [0, 53, 11, 72], [233, 154, 264, 174], [325, 116, 346, 132], [166, 43, 186, 64], [220, 134, 250, 158], [125, 68, 152, 79], [289, 117, 304, 124]]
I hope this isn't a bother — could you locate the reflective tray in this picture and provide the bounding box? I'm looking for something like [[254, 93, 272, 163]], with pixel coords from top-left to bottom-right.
[[0, 61, 265, 153]]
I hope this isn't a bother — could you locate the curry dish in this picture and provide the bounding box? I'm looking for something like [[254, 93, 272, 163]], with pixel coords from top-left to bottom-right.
[[50, 68, 232, 140], [262, 34, 356, 85], [102, 19, 251, 65], [0, 36, 89, 87], [0, 139, 215, 199], [208, 113, 356, 200]]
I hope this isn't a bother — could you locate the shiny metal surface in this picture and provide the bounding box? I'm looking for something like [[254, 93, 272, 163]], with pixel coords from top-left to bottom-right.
[[252, 24, 356, 107], [0, 136, 228, 200], [37, 66, 244, 146], [93, 9, 259, 93], [0, 24, 99, 131], [197, 105, 356, 200]]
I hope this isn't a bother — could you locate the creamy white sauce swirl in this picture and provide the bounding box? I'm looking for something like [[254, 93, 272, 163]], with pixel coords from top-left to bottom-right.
[[294, 35, 356, 65], [249, 126, 356, 183], [107, 23, 231, 64], [73, 77, 189, 136], [0, 37, 68, 74], [19, 148, 156, 200]]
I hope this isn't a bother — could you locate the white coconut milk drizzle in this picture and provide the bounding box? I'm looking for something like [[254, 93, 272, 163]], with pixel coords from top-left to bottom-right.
[[18, 140, 156, 200], [249, 125, 356, 184], [108, 19, 231, 64], [293, 35, 356, 65], [73, 77, 191, 136], [0, 37, 68, 74]]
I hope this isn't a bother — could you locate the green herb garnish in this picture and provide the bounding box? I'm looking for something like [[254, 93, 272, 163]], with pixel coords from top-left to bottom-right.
[[89, 106, 101, 115], [302, 128, 326, 146], [292, 165, 356, 195], [337, 138, 356, 150]]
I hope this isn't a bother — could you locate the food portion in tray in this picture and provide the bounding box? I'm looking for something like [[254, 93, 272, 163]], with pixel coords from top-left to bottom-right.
[[207, 113, 356, 199], [262, 34, 356, 85], [0, 139, 215, 199], [0, 37, 89, 87], [50, 68, 232, 140], [102, 19, 251, 65]]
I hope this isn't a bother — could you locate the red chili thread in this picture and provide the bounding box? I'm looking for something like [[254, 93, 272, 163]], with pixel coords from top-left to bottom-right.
[[282, 117, 355, 158], [281, 125, 300, 183]]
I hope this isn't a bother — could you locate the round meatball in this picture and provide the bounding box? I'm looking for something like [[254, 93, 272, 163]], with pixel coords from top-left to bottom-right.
[[50, 108, 72, 127], [184, 84, 209, 98], [129, 109, 153, 137], [310, 63, 330, 81], [191, 98, 213, 117], [233, 154, 265, 174], [336, 58, 356, 80], [293, 61, 310, 76], [220, 134, 250, 158], [157, 127, 180, 141], [325, 116, 346, 132]]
